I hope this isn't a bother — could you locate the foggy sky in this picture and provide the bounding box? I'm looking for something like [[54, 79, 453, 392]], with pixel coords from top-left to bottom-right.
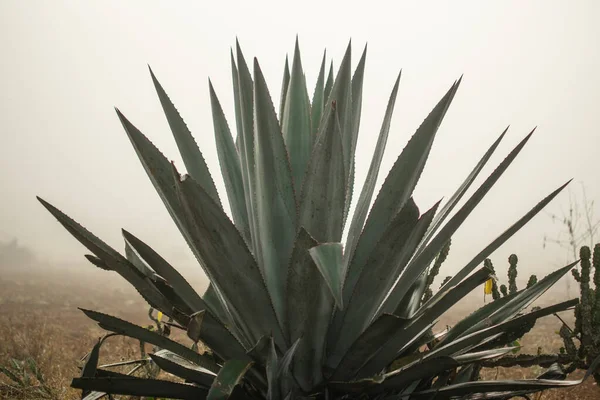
[[1, 0, 599, 282]]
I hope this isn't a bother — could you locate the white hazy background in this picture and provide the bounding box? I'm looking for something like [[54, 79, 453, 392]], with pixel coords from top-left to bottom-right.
[[1, 0, 599, 291]]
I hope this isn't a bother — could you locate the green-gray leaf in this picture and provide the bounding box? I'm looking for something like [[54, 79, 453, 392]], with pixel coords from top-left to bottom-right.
[[207, 359, 253, 400], [282, 38, 312, 192], [209, 82, 251, 242], [149, 66, 221, 207], [309, 243, 345, 310]]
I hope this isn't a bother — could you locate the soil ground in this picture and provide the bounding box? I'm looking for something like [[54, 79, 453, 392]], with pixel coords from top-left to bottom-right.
[[0, 265, 598, 399]]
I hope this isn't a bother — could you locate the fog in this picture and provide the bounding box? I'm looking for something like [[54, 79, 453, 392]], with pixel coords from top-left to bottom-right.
[[1, 1, 599, 290]]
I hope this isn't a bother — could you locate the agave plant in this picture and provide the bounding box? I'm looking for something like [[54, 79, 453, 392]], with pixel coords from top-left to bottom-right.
[[38, 39, 599, 400]]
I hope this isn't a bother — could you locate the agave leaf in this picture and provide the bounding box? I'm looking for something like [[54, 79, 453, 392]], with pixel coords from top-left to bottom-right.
[[426, 180, 571, 308], [282, 38, 312, 192], [362, 200, 437, 324], [124, 240, 156, 279], [452, 347, 518, 364], [385, 129, 536, 314], [452, 364, 480, 385], [426, 299, 578, 360], [267, 338, 280, 400], [328, 375, 385, 393], [342, 71, 401, 292], [299, 103, 346, 243], [149, 66, 220, 208], [374, 356, 459, 392], [151, 278, 196, 318], [203, 283, 234, 329], [122, 230, 207, 315], [279, 55, 290, 125], [175, 172, 285, 348], [309, 243, 344, 310], [460, 261, 579, 338], [285, 229, 333, 391], [115, 108, 204, 264], [253, 58, 298, 325], [393, 269, 428, 319], [319, 42, 352, 188], [187, 311, 250, 361], [247, 336, 271, 366], [352, 320, 436, 380], [310, 51, 327, 144], [85, 254, 111, 271], [150, 349, 216, 388], [324, 61, 334, 104], [343, 45, 368, 226], [207, 359, 254, 400], [80, 337, 104, 398], [408, 355, 600, 399], [278, 338, 302, 396], [232, 42, 258, 255], [37, 197, 174, 317], [330, 199, 428, 363], [72, 377, 208, 400], [413, 127, 508, 258], [344, 79, 460, 317], [397, 266, 493, 351], [537, 363, 567, 380], [438, 292, 519, 346], [80, 309, 219, 373], [331, 313, 409, 381], [209, 82, 251, 242]]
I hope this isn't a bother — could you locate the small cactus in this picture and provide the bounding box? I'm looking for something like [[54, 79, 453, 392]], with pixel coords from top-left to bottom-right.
[[422, 239, 452, 303], [477, 243, 600, 384], [508, 254, 519, 295], [483, 258, 501, 300]]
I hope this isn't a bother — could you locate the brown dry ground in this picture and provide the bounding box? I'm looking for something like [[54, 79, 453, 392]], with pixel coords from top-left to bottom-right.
[[0, 265, 598, 400]]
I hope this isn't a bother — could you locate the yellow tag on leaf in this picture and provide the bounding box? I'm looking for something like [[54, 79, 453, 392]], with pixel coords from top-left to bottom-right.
[[484, 279, 493, 295]]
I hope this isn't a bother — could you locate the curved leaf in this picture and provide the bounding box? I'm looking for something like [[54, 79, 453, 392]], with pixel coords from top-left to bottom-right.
[[309, 243, 344, 310], [150, 349, 216, 388], [208, 359, 254, 400], [80, 309, 219, 373], [122, 230, 207, 315], [187, 311, 250, 361]]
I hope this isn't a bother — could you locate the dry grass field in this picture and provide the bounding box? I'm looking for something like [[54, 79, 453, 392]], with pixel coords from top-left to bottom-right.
[[0, 264, 598, 400]]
